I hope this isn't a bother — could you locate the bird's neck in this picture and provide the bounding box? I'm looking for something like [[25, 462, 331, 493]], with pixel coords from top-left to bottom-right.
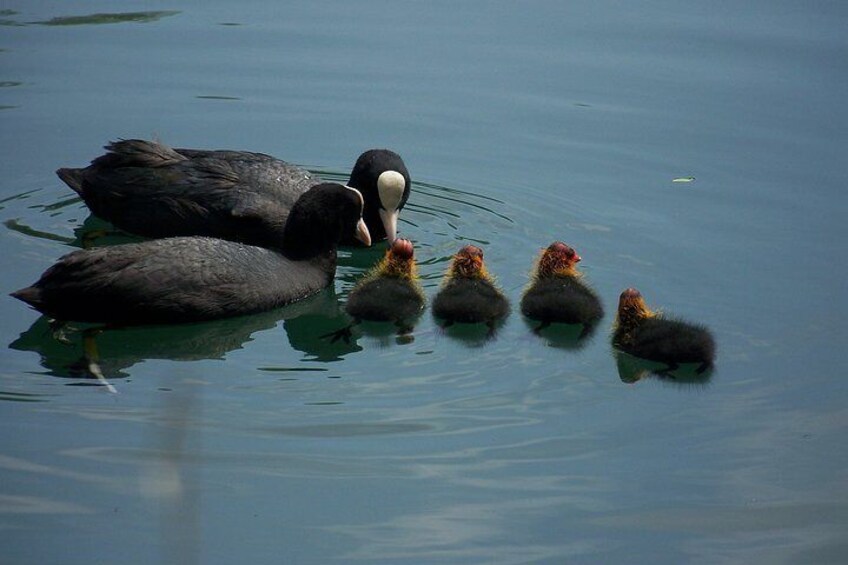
[[615, 300, 657, 343], [377, 256, 417, 280], [537, 266, 580, 279]]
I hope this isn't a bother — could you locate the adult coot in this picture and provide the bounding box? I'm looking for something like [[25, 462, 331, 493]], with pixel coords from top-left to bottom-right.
[[56, 139, 410, 247], [432, 245, 509, 330], [11, 183, 370, 325], [612, 288, 716, 373], [520, 241, 603, 335]]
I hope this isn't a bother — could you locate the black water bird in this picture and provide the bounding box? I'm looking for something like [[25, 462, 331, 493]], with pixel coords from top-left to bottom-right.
[[345, 238, 425, 325], [612, 288, 716, 373], [520, 241, 603, 336], [57, 139, 410, 247], [327, 238, 425, 343], [12, 183, 371, 325], [432, 245, 509, 331]]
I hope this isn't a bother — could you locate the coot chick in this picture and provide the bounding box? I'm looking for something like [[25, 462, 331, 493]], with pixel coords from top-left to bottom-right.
[[432, 245, 509, 330], [57, 139, 410, 247], [327, 238, 425, 342], [346, 238, 425, 324], [520, 241, 603, 336], [612, 288, 716, 373], [11, 183, 371, 325]]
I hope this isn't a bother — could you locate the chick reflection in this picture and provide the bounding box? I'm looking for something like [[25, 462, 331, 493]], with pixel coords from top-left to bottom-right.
[[614, 350, 713, 386], [322, 238, 425, 345], [522, 318, 597, 350], [283, 289, 364, 361], [10, 287, 359, 379]]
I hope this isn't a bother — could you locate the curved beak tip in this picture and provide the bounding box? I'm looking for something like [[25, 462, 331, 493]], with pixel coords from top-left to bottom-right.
[[355, 218, 372, 247]]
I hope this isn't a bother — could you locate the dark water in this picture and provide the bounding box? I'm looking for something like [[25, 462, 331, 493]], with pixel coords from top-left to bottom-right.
[[2, 2, 846, 563]]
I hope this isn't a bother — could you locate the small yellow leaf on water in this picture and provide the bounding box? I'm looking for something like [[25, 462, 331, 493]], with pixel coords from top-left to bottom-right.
[[672, 177, 695, 183]]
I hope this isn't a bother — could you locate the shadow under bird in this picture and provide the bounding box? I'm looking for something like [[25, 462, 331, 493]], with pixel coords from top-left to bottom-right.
[[56, 139, 410, 247], [432, 245, 509, 331], [520, 241, 603, 337], [612, 288, 716, 374], [11, 183, 370, 325]]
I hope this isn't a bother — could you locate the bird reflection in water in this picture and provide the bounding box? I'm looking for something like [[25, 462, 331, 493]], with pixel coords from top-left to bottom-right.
[[614, 350, 714, 386], [10, 287, 361, 384]]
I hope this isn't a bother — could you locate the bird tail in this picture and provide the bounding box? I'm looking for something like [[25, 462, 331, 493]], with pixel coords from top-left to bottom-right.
[[10, 286, 43, 309], [56, 167, 84, 195]]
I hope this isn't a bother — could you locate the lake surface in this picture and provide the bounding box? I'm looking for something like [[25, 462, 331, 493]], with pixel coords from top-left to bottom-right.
[[1, 2, 846, 563]]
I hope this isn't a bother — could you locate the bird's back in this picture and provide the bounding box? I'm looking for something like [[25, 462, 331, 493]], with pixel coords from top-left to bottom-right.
[[13, 237, 334, 324], [346, 277, 424, 322], [625, 317, 715, 364], [433, 278, 509, 324], [521, 276, 603, 324], [58, 140, 320, 247]]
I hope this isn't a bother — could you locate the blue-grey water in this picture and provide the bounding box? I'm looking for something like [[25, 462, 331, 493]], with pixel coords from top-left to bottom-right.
[[2, 2, 846, 564]]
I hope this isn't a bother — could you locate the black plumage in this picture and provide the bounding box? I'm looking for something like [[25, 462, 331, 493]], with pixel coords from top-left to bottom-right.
[[323, 238, 424, 343], [346, 238, 424, 322], [11, 183, 370, 325], [612, 288, 716, 373], [520, 241, 603, 334], [57, 139, 410, 247], [432, 245, 509, 327]]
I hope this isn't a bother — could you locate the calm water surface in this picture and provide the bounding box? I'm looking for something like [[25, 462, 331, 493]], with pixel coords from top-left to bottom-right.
[[1, 2, 846, 564]]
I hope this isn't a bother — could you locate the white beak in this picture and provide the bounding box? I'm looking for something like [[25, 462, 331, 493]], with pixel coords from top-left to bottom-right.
[[355, 218, 372, 247], [379, 207, 399, 244], [377, 170, 405, 244]]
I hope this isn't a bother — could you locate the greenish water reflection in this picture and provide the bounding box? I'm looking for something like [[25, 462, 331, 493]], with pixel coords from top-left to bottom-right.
[[34, 11, 181, 27]]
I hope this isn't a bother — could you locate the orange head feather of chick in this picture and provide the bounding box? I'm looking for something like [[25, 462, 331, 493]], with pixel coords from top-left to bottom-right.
[[616, 288, 657, 327], [535, 241, 582, 278], [449, 245, 489, 279]]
